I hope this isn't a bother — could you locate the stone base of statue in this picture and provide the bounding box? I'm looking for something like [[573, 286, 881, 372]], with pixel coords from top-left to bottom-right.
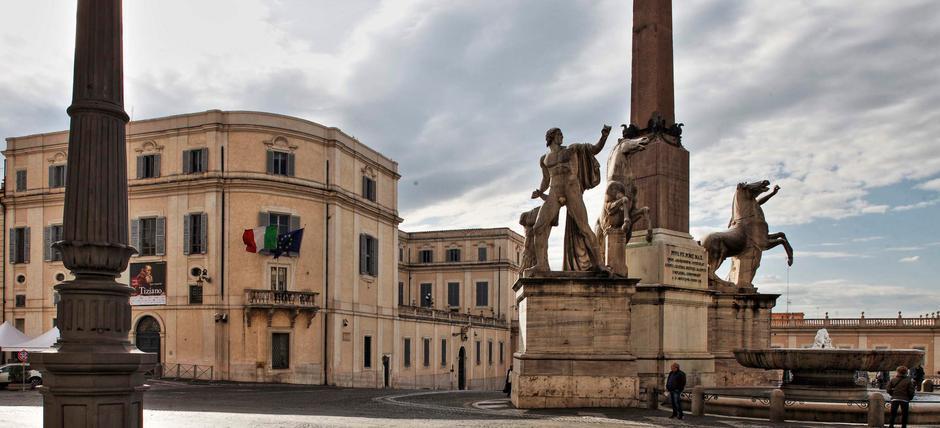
[[624, 229, 716, 391], [30, 280, 156, 428], [708, 290, 779, 386], [511, 272, 641, 408]]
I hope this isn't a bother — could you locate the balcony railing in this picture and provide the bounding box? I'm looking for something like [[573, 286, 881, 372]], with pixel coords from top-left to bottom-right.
[[772, 317, 938, 329], [397, 304, 508, 328], [245, 289, 320, 328]]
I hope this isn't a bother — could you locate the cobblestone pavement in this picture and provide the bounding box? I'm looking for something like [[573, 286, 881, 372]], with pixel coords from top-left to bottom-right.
[[0, 381, 897, 427]]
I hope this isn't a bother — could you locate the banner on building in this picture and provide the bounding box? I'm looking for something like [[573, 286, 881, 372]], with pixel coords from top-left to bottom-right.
[[130, 262, 167, 305]]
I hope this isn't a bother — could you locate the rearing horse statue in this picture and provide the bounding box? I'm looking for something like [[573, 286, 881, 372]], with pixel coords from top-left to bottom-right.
[[702, 180, 793, 290]]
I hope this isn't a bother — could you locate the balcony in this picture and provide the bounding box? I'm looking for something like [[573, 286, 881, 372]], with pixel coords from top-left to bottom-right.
[[244, 289, 320, 328]]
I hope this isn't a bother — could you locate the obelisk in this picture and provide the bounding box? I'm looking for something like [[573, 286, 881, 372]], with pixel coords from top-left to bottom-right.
[[622, 0, 716, 391], [30, 1, 155, 426]]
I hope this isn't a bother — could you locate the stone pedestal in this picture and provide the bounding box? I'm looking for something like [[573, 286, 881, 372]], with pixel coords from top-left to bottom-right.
[[625, 229, 715, 392], [511, 273, 640, 408], [709, 291, 779, 386]]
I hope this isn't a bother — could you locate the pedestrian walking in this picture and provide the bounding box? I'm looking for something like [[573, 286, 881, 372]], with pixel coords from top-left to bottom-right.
[[666, 363, 686, 420], [887, 365, 916, 428], [503, 365, 513, 397]]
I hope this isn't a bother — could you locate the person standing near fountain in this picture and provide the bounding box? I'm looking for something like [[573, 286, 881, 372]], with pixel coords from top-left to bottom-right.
[[666, 363, 687, 419], [887, 365, 916, 428]]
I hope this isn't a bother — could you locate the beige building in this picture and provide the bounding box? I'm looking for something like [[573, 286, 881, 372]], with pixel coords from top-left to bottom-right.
[[771, 312, 938, 375], [1, 110, 519, 390]]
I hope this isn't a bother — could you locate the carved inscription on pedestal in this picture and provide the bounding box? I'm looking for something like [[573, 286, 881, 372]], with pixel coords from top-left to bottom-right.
[[664, 246, 707, 287]]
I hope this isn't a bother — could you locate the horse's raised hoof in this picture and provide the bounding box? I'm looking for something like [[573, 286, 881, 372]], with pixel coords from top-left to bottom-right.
[[787, 257, 793, 266]]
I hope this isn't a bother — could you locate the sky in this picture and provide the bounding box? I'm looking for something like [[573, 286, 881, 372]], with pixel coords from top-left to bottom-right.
[[1, 1, 938, 318]]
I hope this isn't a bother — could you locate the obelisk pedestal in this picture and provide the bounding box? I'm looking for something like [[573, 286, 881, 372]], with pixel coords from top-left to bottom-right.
[[511, 273, 640, 408], [30, 1, 155, 426]]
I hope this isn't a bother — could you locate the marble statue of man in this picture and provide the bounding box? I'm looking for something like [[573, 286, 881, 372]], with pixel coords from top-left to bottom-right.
[[525, 125, 610, 275]]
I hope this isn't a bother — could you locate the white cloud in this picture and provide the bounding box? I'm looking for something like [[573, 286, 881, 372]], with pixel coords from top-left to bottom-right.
[[899, 256, 920, 263], [917, 178, 940, 192], [893, 199, 940, 212]]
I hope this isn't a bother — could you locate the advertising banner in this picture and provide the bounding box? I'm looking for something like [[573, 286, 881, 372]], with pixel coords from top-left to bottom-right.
[[130, 262, 167, 305]]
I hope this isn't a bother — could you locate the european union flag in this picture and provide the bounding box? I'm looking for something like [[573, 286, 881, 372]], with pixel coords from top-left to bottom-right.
[[273, 228, 304, 259]]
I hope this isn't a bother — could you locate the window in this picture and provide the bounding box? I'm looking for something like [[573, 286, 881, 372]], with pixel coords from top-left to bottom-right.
[[131, 217, 165, 257], [48, 164, 66, 188], [441, 338, 447, 367], [478, 247, 487, 262], [183, 148, 208, 174], [423, 338, 431, 367], [476, 281, 489, 307], [488, 340, 493, 365], [9, 227, 30, 264], [364, 336, 373, 368], [15, 170, 26, 192], [184, 213, 208, 255], [266, 150, 294, 176], [399, 247, 403, 263], [475, 340, 481, 365], [362, 176, 376, 202], [15, 295, 26, 308], [499, 341, 504, 364], [270, 266, 288, 291], [14, 318, 24, 333], [268, 213, 292, 236], [419, 249, 433, 263], [137, 154, 161, 179], [403, 338, 412, 367], [44, 225, 64, 262], [446, 248, 460, 262], [359, 234, 378, 276], [447, 282, 460, 307], [420, 283, 432, 308], [189, 285, 203, 304], [271, 333, 290, 369], [398, 282, 404, 305]]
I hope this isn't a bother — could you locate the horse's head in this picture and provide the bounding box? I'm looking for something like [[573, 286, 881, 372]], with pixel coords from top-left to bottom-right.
[[737, 180, 770, 198]]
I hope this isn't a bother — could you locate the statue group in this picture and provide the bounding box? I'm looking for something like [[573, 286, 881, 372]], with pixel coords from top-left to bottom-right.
[[520, 123, 794, 288]]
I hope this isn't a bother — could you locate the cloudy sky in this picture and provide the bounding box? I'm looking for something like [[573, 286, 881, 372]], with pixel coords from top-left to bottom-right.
[[2, 1, 938, 318]]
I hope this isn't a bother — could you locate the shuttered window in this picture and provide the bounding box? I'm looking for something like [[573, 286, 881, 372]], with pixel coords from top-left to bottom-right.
[[182, 148, 209, 174], [131, 217, 165, 257], [398, 282, 404, 305], [9, 227, 30, 264], [266, 150, 294, 176], [446, 248, 460, 262], [44, 225, 64, 262], [441, 338, 447, 367], [183, 213, 208, 255], [189, 285, 203, 304], [488, 340, 493, 365], [447, 282, 460, 307], [423, 338, 431, 367], [15, 170, 26, 192], [403, 338, 411, 368], [499, 341, 504, 364], [476, 282, 489, 307], [271, 333, 290, 369], [137, 154, 161, 179], [475, 340, 481, 365], [419, 250, 433, 263], [48, 165, 67, 188], [359, 234, 378, 276], [478, 247, 487, 262], [420, 283, 432, 308], [362, 176, 376, 202]]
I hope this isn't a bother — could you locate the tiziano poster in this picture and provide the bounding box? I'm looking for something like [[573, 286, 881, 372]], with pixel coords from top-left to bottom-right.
[[129, 262, 167, 305]]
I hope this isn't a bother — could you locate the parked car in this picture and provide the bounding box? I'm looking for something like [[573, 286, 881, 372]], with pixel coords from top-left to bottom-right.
[[0, 363, 42, 389]]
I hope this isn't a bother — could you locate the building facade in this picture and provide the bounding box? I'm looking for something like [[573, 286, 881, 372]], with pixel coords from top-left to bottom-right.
[[1, 110, 520, 390], [771, 312, 939, 375]]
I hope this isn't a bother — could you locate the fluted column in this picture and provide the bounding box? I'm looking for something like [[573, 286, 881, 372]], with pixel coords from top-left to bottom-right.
[[31, 1, 155, 427]]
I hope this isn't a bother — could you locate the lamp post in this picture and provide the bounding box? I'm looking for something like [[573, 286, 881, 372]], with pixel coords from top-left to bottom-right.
[[30, 0, 155, 426]]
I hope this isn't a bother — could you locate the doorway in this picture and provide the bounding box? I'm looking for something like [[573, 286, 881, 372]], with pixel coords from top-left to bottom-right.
[[458, 346, 466, 390], [135, 316, 161, 362]]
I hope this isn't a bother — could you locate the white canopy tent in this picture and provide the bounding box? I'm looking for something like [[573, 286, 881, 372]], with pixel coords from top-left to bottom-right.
[[0, 321, 30, 349], [12, 327, 60, 352]]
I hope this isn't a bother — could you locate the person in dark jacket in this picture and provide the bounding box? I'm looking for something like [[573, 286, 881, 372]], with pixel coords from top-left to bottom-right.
[[887, 365, 916, 428], [912, 365, 925, 391], [503, 365, 513, 396], [665, 363, 687, 419]]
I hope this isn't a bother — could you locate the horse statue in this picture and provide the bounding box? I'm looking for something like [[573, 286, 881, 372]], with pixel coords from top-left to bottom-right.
[[702, 180, 793, 290], [597, 132, 652, 264]]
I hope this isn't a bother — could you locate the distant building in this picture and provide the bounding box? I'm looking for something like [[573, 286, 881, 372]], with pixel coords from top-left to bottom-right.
[[771, 312, 938, 375], [1, 110, 521, 389]]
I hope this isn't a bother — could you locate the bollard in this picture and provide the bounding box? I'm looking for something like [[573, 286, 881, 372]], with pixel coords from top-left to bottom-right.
[[691, 386, 705, 416], [769, 389, 785, 422], [868, 392, 885, 427]]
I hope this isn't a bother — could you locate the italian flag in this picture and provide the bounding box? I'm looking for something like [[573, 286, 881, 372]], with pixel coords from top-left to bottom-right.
[[243, 226, 279, 253]]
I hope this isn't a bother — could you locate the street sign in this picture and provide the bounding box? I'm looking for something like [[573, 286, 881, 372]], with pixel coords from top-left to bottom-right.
[[17, 349, 28, 362]]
